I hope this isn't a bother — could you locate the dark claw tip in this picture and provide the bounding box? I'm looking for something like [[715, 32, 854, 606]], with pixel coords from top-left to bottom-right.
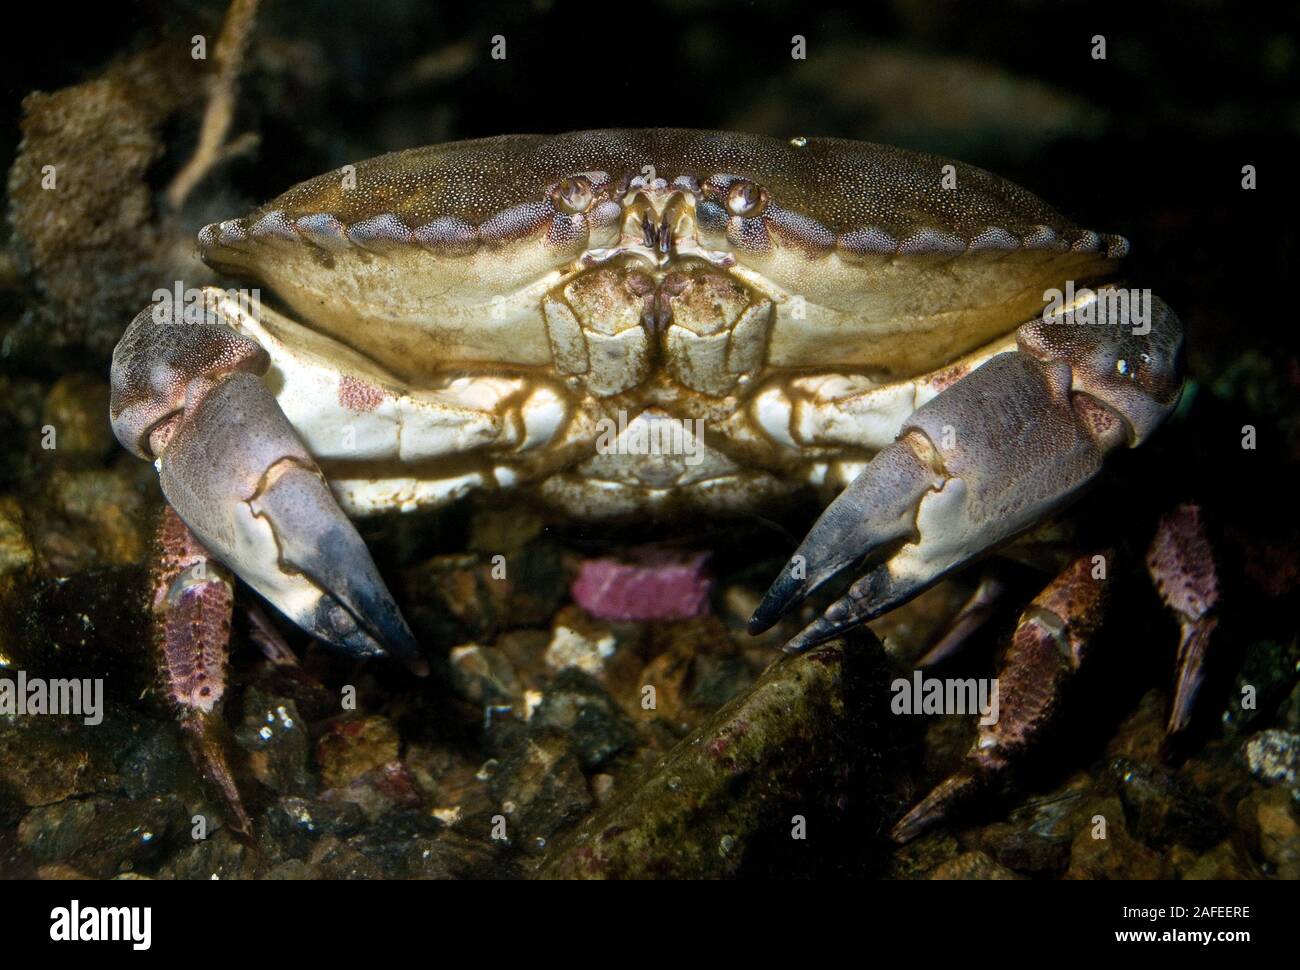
[[747, 605, 778, 636], [749, 570, 805, 635], [888, 812, 930, 845], [890, 771, 982, 843], [367, 609, 427, 676], [782, 615, 839, 654]]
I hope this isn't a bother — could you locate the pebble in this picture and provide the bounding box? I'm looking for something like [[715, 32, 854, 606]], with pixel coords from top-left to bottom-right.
[[235, 690, 314, 796], [448, 643, 522, 705], [1242, 729, 1300, 787], [532, 668, 637, 770], [489, 729, 592, 849], [314, 715, 400, 790], [929, 850, 1023, 880], [545, 624, 617, 675]]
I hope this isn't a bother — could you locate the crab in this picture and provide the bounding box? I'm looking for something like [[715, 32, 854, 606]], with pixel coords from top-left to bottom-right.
[[109, 128, 1203, 844]]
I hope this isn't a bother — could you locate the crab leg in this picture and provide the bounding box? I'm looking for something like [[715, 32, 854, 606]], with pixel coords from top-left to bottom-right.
[[915, 573, 1010, 669], [890, 550, 1111, 843], [110, 299, 426, 672], [1147, 504, 1220, 735], [150, 506, 251, 838], [750, 292, 1184, 651]]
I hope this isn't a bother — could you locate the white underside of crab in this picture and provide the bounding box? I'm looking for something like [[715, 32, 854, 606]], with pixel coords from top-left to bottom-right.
[[205, 288, 1018, 519]]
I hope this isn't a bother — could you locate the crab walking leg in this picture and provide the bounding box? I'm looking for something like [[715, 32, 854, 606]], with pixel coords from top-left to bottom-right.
[[890, 550, 1111, 844], [150, 506, 251, 838], [1147, 504, 1220, 735], [751, 293, 1184, 651], [110, 300, 426, 672], [915, 573, 1010, 669]]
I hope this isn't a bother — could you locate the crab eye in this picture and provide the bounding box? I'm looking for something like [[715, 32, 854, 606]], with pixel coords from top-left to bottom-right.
[[726, 179, 767, 217], [551, 176, 594, 215]]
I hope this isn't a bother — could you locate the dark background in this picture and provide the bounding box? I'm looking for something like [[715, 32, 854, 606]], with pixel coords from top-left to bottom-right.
[[5, 0, 1297, 420]]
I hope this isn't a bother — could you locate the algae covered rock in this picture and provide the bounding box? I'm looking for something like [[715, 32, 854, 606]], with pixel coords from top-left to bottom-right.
[[536, 635, 886, 879]]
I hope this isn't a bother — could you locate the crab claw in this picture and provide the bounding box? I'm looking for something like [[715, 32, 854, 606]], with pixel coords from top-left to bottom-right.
[[747, 433, 944, 635], [111, 303, 427, 674], [752, 293, 1183, 652]]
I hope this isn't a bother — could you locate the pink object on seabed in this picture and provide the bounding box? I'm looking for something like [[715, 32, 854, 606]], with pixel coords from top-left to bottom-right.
[[571, 548, 713, 621]]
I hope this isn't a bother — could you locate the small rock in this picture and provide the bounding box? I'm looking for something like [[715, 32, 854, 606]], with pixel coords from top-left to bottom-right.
[[119, 723, 197, 801], [1222, 640, 1300, 736], [571, 548, 712, 621], [1064, 796, 1168, 879], [405, 545, 570, 643], [0, 376, 45, 488], [1106, 689, 1169, 764], [41, 375, 115, 462], [0, 714, 118, 809], [1242, 729, 1300, 787], [0, 496, 35, 577], [156, 827, 269, 880], [36, 863, 91, 880], [490, 728, 591, 849], [17, 794, 184, 878], [405, 831, 500, 879], [979, 822, 1071, 873], [636, 639, 694, 727], [494, 628, 553, 691], [468, 503, 545, 554], [590, 773, 616, 805], [929, 850, 1022, 880], [340, 806, 462, 878], [532, 668, 637, 770], [887, 830, 962, 880], [315, 715, 400, 790], [686, 651, 757, 709], [403, 743, 495, 822], [265, 859, 316, 879], [545, 624, 617, 676], [1, 566, 151, 684], [31, 469, 148, 573], [1237, 787, 1300, 878], [633, 616, 740, 728], [448, 643, 521, 706], [321, 817, 494, 880], [1109, 757, 1225, 850], [8, 60, 192, 361], [320, 761, 423, 821], [312, 839, 386, 880], [405, 553, 510, 643], [1180, 840, 1258, 880], [266, 797, 366, 859], [500, 545, 572, 625], [235, 690, 314, 796]]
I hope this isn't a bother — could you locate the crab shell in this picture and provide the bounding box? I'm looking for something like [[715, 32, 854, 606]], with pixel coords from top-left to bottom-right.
[[110, 129, 1183, 664]]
